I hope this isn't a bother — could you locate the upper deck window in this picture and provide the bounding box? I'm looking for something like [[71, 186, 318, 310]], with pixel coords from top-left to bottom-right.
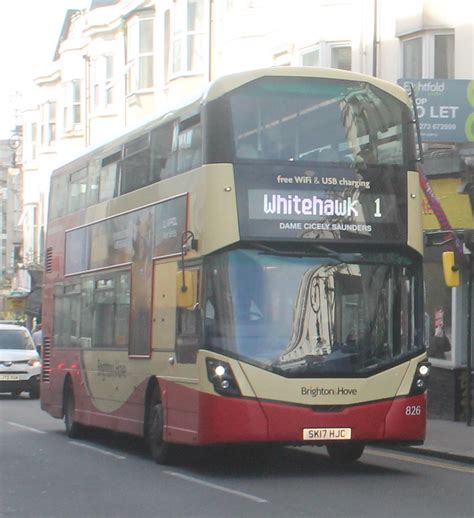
[[150, 122, 174, 180], [48, 116, 201, 221], [120, 134, 151, 195], [177, 120, 202, 173], [158, 117, 202, 178], [229, 77, 413, 168], [49, 174, 67, 219], [99, 152, 121, 202], [68, 167, 88, 212]]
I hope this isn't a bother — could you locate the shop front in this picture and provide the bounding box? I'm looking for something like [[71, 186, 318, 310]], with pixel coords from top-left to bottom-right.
[[423, 175, 473, 421], [398, 77, 474, 422]]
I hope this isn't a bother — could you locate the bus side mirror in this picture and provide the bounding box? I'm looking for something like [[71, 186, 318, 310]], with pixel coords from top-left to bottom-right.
[[176, 270, 199, 308], [442, 251, 460, 288]]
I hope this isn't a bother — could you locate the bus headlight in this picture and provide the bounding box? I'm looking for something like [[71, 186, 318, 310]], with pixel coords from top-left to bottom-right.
[[418, 363, 430, 377], [410, 361, 431, 395], [214, 365, 226, 377], [206, 358, 241, 397]]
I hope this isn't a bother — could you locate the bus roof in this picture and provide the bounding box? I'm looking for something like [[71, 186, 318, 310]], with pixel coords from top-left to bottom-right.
[[204, 66, 410, 105]]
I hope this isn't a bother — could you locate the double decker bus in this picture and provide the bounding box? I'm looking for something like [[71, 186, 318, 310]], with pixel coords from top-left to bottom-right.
[[41, 67, 430, 464]]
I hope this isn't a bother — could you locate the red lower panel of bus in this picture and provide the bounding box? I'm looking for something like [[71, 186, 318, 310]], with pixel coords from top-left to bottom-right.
[[167, 386, 426, 445], [42, 364, 425, 446]]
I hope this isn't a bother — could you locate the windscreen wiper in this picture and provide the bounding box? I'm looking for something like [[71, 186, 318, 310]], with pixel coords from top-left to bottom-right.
[[256, 244, 317, 258]]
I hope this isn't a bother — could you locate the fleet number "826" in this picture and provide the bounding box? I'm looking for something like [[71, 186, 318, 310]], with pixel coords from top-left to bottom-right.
[[405, 405, 422, 416]]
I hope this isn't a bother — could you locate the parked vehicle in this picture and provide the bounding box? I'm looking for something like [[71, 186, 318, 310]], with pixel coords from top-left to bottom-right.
[[0, 324, 41, 399]]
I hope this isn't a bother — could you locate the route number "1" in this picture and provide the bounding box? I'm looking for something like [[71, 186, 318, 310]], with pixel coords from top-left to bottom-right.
[[374, 198, 382, 218]]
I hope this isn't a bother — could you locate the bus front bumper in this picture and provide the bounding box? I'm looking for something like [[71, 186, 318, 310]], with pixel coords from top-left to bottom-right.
[[195, 392, 426, 446]]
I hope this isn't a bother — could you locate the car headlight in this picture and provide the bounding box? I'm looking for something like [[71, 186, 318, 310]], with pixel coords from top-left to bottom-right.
[[28, 359, 41, 368]]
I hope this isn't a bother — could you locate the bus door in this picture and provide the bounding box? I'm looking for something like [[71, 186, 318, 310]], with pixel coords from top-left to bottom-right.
[[152, 261, 201, 443]]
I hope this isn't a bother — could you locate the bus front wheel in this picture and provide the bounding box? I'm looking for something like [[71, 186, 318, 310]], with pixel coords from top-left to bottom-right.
[[326, 443, 365, 464], [148, 400, 173, 464]]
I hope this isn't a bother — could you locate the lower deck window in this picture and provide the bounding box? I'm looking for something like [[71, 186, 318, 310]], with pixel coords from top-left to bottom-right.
[[53, 270, 130, 349]]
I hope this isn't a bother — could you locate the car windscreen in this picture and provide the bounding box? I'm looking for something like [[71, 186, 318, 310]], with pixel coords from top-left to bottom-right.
[[0, 330, 36, 350]]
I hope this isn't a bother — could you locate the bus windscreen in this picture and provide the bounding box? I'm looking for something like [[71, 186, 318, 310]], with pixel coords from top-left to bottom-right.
[[204, 248, 423, 377]]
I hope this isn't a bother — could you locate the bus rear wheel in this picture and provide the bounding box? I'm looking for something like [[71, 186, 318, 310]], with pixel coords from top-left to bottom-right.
[[148, 400, 173, 464], [64, 386, 83, 439], [326, 443, 365, 464]]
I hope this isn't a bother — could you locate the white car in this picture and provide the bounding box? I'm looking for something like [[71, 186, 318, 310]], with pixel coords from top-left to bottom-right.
[[0, 324, 41, 399]]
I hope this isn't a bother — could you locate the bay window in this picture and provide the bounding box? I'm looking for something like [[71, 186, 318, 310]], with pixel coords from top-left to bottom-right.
[[127, 15, 154, 93], [63, 80, 82, 131], [41, 101, 56, 146], [300, 43, 351, 71], [401, 32, 454, 79], [169, 0, 205, 77], [93, 55, 115, 111]]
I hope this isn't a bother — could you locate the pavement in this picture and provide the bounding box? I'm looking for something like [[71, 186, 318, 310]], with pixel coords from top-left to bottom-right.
[[396, 419, 474, 464]]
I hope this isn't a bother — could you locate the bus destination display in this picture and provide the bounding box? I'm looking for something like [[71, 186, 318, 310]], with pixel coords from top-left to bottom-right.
[[236, 164, 407, 243]]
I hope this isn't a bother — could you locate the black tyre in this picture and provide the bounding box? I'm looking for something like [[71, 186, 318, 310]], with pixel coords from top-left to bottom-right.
[[29, 387, 40, 400], [326, 443, 365, 464], [64, 386, 83, 439], [147, 396, 173, 464]]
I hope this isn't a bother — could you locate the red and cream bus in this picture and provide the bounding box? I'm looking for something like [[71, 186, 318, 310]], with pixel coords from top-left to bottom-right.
[[41, 67, 429, 464]]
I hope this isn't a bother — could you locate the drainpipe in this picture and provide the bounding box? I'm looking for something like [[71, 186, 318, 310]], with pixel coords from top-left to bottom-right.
[[83, 54, 91, 147], [372, 0, 378, 77], [208, 0, 213, 82]]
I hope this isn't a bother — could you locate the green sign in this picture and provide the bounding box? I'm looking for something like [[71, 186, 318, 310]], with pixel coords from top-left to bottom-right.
[[399, 79, 474, 143]]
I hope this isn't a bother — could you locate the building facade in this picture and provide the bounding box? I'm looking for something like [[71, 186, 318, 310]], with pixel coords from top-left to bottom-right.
[[15, 0, 474, 419], [0, 136, 25, 319]]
